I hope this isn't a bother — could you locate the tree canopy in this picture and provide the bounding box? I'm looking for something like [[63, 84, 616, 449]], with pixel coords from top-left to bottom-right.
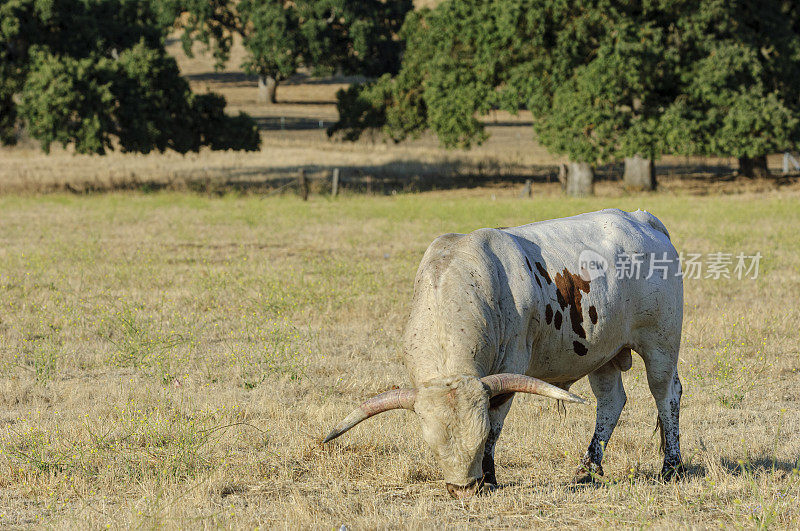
[[331, 0, 800, 186], [170, 0, 412, 104], [663, 0, 800, 176], [0, 0, 260, 154]]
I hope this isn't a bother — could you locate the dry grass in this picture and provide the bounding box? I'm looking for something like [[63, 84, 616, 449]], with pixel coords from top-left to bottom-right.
[[0, 190, 799, 528], [0, 20, 799, 530]]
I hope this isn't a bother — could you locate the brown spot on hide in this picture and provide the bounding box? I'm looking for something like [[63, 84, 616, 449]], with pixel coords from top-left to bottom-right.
[[554, 311, 562, 330], [446, 389, 457, 405], [535, 262, 552, 284], [525, 256, 532, 271], [589, 306, 598, 325], [495, 226, 508, 230], [554, 268, 591, 339], [545, 304, 553, 324], [573, 341, 588, 356]]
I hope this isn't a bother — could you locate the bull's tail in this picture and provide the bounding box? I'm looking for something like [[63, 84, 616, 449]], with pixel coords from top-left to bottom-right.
[[632, 209, 671, 241], [654, 416, 666, 454]]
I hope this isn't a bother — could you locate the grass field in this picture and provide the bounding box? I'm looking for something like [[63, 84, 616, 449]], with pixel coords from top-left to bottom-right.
[[1, 25, 799, 529], [1, 190, 798, 528]]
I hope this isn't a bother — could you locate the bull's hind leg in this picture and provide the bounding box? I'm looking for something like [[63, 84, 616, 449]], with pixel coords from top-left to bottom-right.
[[578, 359, 627, 479], [641, 348, 684, 480]]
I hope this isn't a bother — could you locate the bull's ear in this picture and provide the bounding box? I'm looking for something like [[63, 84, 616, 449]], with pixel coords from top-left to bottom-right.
[[481, 374, 586, 404], [323, 388, 417, 443]]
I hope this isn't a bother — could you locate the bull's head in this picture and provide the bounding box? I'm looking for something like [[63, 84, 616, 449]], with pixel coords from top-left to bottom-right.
[[323, 373, 585, 498]]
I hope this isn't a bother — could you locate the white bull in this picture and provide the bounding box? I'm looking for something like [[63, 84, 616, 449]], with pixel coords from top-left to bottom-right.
[[324, 209, 684, 498]]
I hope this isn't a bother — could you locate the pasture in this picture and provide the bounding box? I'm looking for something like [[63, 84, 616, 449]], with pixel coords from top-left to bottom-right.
[[1, 190, 799, 528]]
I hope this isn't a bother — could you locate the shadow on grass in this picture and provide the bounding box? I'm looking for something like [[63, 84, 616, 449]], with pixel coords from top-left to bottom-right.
[[10, 157, 800, 196], [254, 117, 331, 131], [563, 461, 709, 492], [184, 72, 258, 85], [720, 456, 800, 476], [34, 161, 557, 196], [183, 70, 365, 87]]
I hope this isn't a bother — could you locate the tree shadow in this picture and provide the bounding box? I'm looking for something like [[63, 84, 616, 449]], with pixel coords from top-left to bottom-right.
[[254, 117, 329, 131], [483, 121, 535, 128], [40, 161, 540, 195], [657, 163, 735, 177], [267, 100, 336, 106], [27, 158, 800, 196], [184, 72, 257, 84], [295, 74, 368, 85], [183, 71, 365, 87]]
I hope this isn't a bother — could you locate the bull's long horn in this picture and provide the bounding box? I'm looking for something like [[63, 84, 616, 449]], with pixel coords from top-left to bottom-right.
[[323, 388, 417, 443], [481, 373, 586, 404]]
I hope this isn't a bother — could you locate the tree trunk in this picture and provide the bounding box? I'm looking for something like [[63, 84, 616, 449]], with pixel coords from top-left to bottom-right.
[[738, 155, 769, 178], [623, 154, 656, 191], [565, 161, 594, 196], [258, 75, 278, 105], [556, 163, 567, 190]]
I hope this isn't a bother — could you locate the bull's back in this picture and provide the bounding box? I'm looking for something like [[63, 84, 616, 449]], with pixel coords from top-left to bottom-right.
[[502, 209, 682, 381], [405, 210, 681, 385]]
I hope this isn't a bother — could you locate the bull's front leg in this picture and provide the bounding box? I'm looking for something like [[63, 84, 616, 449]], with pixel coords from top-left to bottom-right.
[[483, 394, 514, 487], [577, 360, 627, 481]]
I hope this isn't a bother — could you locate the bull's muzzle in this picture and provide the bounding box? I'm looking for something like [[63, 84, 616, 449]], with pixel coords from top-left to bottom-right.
[[445, 478, 483, 499]]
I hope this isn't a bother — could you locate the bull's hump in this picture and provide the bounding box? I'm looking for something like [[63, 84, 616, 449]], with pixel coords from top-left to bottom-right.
[[506, 208, 668, 242], [421, 229, 507, 273]]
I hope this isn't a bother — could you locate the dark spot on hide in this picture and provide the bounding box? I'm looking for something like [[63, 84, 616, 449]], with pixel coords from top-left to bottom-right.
[[489, 393, 513, 409], [554, 268, 591, 339], [525, 257, 533, 271], [534, 274, 542, 288], [570, 314, 585, 338], [545, 304, 553, 324], [495, 226, 508, 230], [589, 305, 598, 325], [573, 341, 588, 356], [554, 310, 562, 330], [535, 262, 552, 284]]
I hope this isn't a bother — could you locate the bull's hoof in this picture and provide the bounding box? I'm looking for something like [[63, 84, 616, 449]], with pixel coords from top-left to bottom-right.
[[660, 462, 686, 482], [574, 456, 604, 484]]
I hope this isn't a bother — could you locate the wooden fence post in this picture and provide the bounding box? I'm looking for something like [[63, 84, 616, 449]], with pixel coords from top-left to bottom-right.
[[520, 179, 532, 198], [331, 168, 339, 197], [298, 169, 309, 201]]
